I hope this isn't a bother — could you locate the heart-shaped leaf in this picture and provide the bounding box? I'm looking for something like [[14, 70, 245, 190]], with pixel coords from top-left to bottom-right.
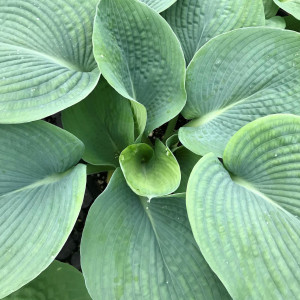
[[187, 114, 300, 299], [263, 0, 279, 18], [81, 169, 231, 300], [162, 0, 265, 63], [4, 261, 91, 299], [180, 27, 300, 157], [140, 0, 176, 12], [0, 0, 100, 123], [62, 79, 135, 168], [119, 140, 180, 198], [274, 0, 300, 20], [93, 0, 186, 133], [0, 121, 86, 298]]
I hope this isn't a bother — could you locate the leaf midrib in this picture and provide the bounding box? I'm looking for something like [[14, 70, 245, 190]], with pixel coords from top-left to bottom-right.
[[0, 167, 74, 198], [139, 196, 178, 298], [0, 42, 90, 72], [187, 88, 268, 127]]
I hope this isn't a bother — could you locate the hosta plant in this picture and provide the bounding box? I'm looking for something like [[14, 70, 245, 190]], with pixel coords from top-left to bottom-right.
[[0, 0, 299, 299]]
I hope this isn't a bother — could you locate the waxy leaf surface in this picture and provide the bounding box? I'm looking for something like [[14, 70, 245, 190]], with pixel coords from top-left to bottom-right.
[[0, 121, 86, 298], [180, 28, 300, 157], [263, 0, 279, 18], [4, 261, 91, 300], [81, 169, 230, 300], [187, 115, 300, 299], [140, 0, 176, 12], [93, 0, 186, 133], [274, 0, 300, 20], [119, 140, 180, 198], [62, 79, 135, 168], [163, 0, 265, 63], [0, 0, 100, 123]]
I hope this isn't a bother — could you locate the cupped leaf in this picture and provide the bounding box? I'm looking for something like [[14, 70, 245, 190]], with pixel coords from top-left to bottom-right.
[[140, 0, 176, 13], [0, 121, 86, 298], [119, 140, 180, 198], [0, 0, 100, 123], [263, 0, 279, 18], [180, 27, 300, 157], [62, 79, 135, 168], [265, 16, 286, 28], [187, 114, 300, 299], [93, 0, 186, 133], [4, 261, 91, 300], [81, 169, 230, 300], [162, 0, 265, 63], [274, 0, 300, 20]]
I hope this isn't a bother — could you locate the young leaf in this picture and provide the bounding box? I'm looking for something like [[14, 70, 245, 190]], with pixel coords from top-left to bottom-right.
[[139, 0, 176, 13], [4, 261, 91, 299], [81, 169, 230, 300], [0, 0, 100, 123], [274, 0, 300, 20], [62, 79, 135, 168], [263, 0, 279, 18], [119, 140, 180, 198], [0, 121, 86, 298], [180, 27, 300, 157], [162, 0, 265, 63], [187, 114, 300, 299], [93, 0, 186, 133]]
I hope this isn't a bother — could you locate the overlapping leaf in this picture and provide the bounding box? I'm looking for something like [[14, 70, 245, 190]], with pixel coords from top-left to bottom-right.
[[81, 169, 230, 300], [0, 0, 100, 123], [119, 140, 180, 198], [4, 261, 91, 300], [0, 121, 86, 298], [265, 16, 286, 28], [173, 146, 201, 193], [263, 0, 279, 18], [163, 0, 265, 63], [274, 0, 300, 20], [180, 27, 300, 157], [187, 115, 300, 299], [140, 0, 176, 12], [93, 0, 186, 133], [62, 79, 135, 168]]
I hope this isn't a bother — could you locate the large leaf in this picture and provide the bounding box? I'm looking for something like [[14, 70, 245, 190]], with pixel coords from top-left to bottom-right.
[[180, 27, 300, 157], [4, 261, 91, 300], [81, 169, 230, 300], [162, 0, 265, 63], [119, 140, 181, 198], [140, 0, 176, 13], [187, 114, 300, 299], [93, 0, 186, 133], [0, 121, 86, 298], [0, 0, 100, 123], [274, 0, 300, 20], [263, 0, 279, 18], [62, 79, 135, 168]]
